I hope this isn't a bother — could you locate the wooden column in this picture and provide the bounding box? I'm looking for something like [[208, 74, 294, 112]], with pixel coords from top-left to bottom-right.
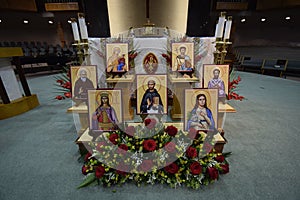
[[13, 57, 31, 97], [0, 76, 10, 104]]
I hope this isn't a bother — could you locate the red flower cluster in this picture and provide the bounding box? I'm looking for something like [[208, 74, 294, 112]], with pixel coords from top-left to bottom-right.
[[144, 118, 157, 129], [164, 142, 176, 153], [128, 52, 138, 59], [214, 155, 225, 163], [186, 146, 198, 158], [228, 76, 244, 101], [116, 144, 128, 155], [220, 164, 229, 174], [139, 160, 153, 172], [143, 139, 157, 151], [165, 125, 178, 137], [95, 166, 105, 178], [207, 167, 218, 180], [164, 162, 179, 174], [125, 126, 135, 137], [162, 53, 171, 65], [109, 133, 119, 145], [189, 161, 202, 175]]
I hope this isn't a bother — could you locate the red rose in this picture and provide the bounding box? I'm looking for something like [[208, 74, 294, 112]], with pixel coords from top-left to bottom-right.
[[139, 160, 153, 172], [116, 162, 129, 176], [82, 165, 89, 175], [84, 152, 92, 162], [188, 128, 198, 139], [207, 167, 218, 180], [96, 141, 107, 152], [95, 166, 105, 178], [64, 92, 71, 98], [125, 126, 135, 137], [164, 162, 179, 174], [215, 155, 225, 163], [220, 164, 229, 174], [164, 142, 176, 153], [143, 139, 157, 151], [144, 118, 156, 129], [186, 146, 198, 158], [109, 133, 119, 145], [56, 79, 63, 85], [189, 161, 202, 175], [55, 95, 64, 100], [116, 144, 128, 155], [165, 125, 178, 137]]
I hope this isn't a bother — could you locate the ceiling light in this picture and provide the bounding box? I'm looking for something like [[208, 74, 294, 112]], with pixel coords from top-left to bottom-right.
[[67, 20, 72, 24], [285, 16, 291, 20], [0, 19, 2, 23], [23, 20, 29, 24], [261, 18, 266, 22], [241, 18, 246, 23], [48, 20, 54, 24]]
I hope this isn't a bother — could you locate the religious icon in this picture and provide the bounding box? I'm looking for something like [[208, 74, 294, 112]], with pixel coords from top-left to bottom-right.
[[203, 64, 229, 99], [106, 43, 129, 72], [143, 53, 158, 74], [88, 89, 122, 131], [70, 65, 97, 103], [185, 88, 218, 131], [171, 42, 194, 72], [136, 75, 167, 115]]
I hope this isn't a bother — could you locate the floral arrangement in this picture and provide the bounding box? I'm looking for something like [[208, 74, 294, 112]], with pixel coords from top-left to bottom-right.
[[228, 69, 245, 101], [54, 66, 72, 100], [79, 118, 230, 189]]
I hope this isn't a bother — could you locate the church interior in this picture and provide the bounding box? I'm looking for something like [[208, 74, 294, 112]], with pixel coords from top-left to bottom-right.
[[0, 0, 299, 199]]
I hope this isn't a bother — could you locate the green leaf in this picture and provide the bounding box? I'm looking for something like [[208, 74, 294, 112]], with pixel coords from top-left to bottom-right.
[[77, 173, 97, 189]]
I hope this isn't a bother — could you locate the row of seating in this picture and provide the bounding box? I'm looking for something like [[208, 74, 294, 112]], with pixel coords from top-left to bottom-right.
[[0, 41, 76, 57], [233, 49, 300, 78]]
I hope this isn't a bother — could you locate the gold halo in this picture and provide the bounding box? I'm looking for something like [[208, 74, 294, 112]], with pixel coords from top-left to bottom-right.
[[96, 91, 113, 106], [210, 66, 227, 79], [76, 67, 91, 79], [178, 44, 188, 55], [190, 90, 212, 109], [142, 76, 162, 92]]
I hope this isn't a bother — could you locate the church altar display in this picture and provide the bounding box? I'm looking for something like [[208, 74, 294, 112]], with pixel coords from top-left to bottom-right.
[[79, 121, 230, 189], [61, 12, 242, 189]]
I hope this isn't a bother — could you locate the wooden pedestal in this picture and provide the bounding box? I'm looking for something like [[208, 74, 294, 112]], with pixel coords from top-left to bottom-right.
[[106, 75, 134, 120], [169, 74, 199, 120]]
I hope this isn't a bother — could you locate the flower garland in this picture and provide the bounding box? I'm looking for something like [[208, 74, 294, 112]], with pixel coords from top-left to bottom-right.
[[79, 118, 230, 189], [228, 69, 245, 101], [54, 66, 72, 100]]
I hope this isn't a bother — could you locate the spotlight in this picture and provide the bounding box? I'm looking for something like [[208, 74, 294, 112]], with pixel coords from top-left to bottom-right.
[[23, 20, 29, 24], [261, 18, 266, 22], [48, 20, 54, 24], [285, 16, 291, 20], [241, 18, 246, 23], [68, 20, 72, 24]]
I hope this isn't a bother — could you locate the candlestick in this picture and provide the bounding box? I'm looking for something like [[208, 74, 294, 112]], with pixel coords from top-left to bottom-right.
[[216, 12, 226, 39], [71, 18, 80, 41], [224, 16, 232, 40], [78, 13, 88, 40]]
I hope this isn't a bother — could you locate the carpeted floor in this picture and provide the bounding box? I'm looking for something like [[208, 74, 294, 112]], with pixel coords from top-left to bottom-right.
[[0, 71, 299, 200]]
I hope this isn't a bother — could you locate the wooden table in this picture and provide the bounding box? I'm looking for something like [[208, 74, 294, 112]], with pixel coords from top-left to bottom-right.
[[67, 103, 88, 135]]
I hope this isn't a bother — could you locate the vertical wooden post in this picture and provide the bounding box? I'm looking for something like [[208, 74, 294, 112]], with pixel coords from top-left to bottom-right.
[[13, 57, 31, 97], [0, 76, 10, 104]]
